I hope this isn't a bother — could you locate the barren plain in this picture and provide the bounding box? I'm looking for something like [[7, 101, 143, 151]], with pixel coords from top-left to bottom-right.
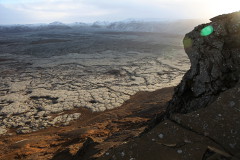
[[0, 27, 190, 134]]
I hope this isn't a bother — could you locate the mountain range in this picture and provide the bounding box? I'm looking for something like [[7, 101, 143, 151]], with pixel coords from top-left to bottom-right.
[[0, 19, 208, 35]]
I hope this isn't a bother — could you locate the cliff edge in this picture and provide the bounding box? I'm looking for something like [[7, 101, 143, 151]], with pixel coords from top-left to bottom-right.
[[168, 11, 240, 113], [99, 12, 240, 160]]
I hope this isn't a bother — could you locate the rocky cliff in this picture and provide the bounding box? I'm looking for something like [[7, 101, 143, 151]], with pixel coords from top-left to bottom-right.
[[168, 11, 240, 113], [98, 12, 240, 160]]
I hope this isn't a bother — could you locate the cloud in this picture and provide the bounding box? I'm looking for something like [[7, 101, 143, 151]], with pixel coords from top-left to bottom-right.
[[1, 0, 114, 23], [0, 0, 239, 24], [0, 4, 34, 24]]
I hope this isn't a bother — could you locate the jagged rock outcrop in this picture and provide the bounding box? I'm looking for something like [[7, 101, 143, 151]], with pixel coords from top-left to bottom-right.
[[98, 12, 240, 160], [168, 11, 240, 113]]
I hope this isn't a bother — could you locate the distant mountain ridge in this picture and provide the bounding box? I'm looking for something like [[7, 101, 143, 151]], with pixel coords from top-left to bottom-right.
[[0, 19, 208, 35], [108, 19, 208, 34]]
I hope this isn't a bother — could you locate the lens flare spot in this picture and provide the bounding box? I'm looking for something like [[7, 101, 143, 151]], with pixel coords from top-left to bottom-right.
[[183, 37, 193, 49], [200, 25, 214, 36]]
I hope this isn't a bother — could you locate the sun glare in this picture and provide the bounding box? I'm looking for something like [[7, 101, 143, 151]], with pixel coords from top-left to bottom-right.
[[211, 0, 240, 15]]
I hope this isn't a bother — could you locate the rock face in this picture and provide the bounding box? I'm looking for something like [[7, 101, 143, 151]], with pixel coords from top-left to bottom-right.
[[98, 12, 240, 160], [168, 11, 240, 113]]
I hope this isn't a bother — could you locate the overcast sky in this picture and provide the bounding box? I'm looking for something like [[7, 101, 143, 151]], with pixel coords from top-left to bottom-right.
[[0, 0, 239, 24]]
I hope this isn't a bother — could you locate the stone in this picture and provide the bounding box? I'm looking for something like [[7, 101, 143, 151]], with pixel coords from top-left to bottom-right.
[[51, 113, 81, 126], [16, 126, 32, 134], [0, 126, 7, 135], [0, 103, 29, 115], [158, 133, 164, 139], [177, 149, 183, 154]]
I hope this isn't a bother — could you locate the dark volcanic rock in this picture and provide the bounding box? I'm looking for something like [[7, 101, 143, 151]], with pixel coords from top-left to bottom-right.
[[168, 11, 240, 113], [98, 12, 240, 160]]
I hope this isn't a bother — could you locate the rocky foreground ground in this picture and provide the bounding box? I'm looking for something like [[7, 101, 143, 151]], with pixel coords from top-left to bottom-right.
[[0, 87, 173, 160]]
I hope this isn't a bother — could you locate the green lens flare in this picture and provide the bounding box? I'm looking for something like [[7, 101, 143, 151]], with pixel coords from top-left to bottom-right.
[[200, 25, 214, 36]]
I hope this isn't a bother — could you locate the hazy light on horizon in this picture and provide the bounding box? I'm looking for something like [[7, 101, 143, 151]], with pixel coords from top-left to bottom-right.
[[0, 0, 239, 24]]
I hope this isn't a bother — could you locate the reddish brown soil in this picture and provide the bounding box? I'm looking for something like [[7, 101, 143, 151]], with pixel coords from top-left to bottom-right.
[[0, 58, 12, 62], [0, 87, 174, 160]]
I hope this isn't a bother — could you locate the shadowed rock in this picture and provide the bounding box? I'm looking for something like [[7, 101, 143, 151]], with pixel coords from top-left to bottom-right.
[[168, 11, 240, 113]]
